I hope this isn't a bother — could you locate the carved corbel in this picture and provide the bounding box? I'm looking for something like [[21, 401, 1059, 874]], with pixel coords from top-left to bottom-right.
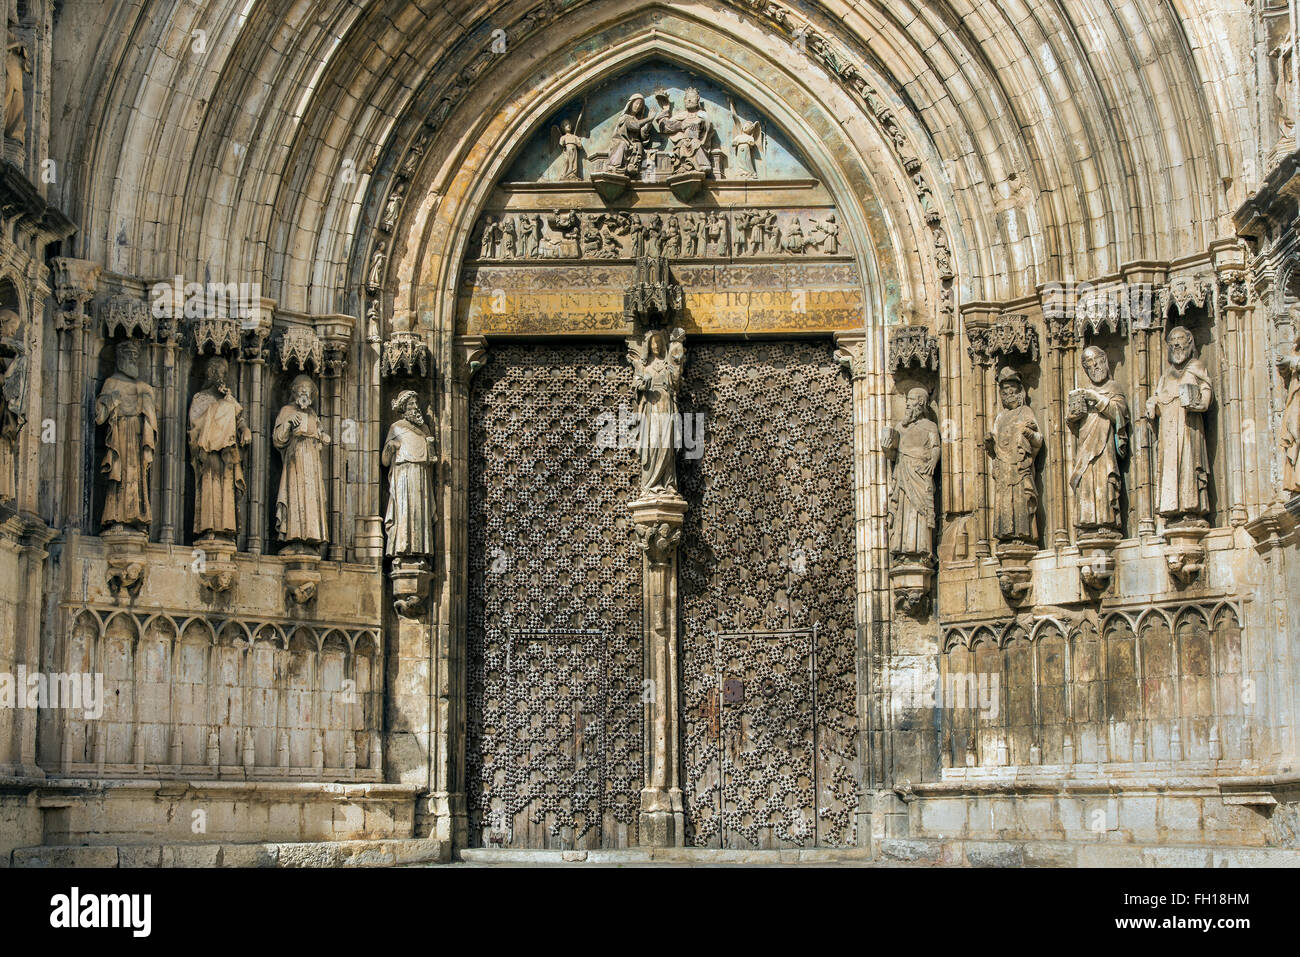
[[193, 535, 239, 596], [454, 335, 488, 382], [102, 526, 148, 601], [1162, 522, 1209, 587]]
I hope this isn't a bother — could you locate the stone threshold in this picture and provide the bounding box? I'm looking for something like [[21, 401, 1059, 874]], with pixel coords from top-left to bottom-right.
[[456, 847, 878, 866], [8, 838, 448, 868]]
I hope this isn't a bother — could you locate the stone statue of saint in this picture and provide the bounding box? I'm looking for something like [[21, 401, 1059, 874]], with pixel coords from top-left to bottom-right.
[[984, 367, 1042, 545], [95, 339, 157, 532], [885, 387, 940, 560], [4, 41, 28, 145], [382, 390, 437, 558], [729, 101, 761, 179], [628, 328, 686, 497], [0, 307, 25, 504], [1067, 345, 1128, 532], [272, 374, 330, 550], [188, 356, 251, 539], [550, 109, 585, 179], [380, 181, 405, 232], [606, 94, 653, 176], [1145, 325, 1212, 523], [655, 88, 714, 175], [1276, 32, 1296, 143], [1277, 320, 1300, 495]]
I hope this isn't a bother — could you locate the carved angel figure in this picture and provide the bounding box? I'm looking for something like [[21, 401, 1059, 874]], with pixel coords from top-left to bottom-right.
[[729, 100, 762, 179], [628, 328, 686, 496], [550, 105, 586, 179]]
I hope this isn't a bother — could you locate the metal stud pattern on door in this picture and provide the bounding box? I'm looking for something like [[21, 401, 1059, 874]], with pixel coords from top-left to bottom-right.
[[679, 340, 860, 848], [466, 344, 643, 849]]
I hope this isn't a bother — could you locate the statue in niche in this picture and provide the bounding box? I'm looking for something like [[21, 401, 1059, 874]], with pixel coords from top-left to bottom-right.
[[884, 387, 940, 560], [272, 374, 330, 551], [1146, 325, 1212, 524], [729, 100, 762, 179], [984, 367, 1042, 545], [606, 93, 654, 177], [479, 216, 500, 259], [550, 108, 586, 179], [4, 40, 27, 145], [1275, 31, 1296, 144], [1067, 345, 1128, 533], [0, 307, 25, 504], [95, 339, 157, 532], [380, 181, 405, 232], [655, 88, 715, 175], [367, 244, 386, 289], [382, 390, 437, 558], [810, 214, 840, 254], [1277, 318, 1300, 495], [628, 328, 686, 497], [188, 356, 251, 540]]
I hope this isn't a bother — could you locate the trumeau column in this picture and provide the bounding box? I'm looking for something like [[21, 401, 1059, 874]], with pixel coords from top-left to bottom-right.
[[630, 499, 686, 847]]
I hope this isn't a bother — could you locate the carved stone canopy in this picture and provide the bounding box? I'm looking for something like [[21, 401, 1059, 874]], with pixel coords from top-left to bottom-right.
[[1158, 276, 1212, 320], [381, 331, 431, 379], [103, 294, 154, 340], [278, 325, 324, 372], [189, 317, 243, 356], [624, 256, 683, 326], [966, 313, 1040, 366], [888, 325, 939, 373]]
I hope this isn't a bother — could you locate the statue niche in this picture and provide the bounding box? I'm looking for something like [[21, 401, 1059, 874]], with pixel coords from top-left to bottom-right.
[[382, 389, 437, 617], [273, 374, 330, 554], [884, 387, 940, 613], [96, 339, 157, 532], [1067, 345, 1127, 592], [1279, 317, 1300, 497], [1146, 325, 1213, 584], [627, 327, 687, 501], [0, 306, 25, 505], [984, 366, 1042, 603], [188, 356, 250, 594]]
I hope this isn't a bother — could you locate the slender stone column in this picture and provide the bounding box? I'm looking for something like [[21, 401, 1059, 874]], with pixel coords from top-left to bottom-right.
[[49, 259, 101, 532], [631, 496, 686, 847]]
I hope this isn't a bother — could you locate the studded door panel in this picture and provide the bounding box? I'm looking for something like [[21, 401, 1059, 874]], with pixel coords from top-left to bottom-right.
[[679, 340, 860, 848], [466, 344, 642, 849]]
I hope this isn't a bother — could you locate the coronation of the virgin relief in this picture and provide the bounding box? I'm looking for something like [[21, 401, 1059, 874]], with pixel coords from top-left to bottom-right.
[[4, 0, 1300, 870]]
